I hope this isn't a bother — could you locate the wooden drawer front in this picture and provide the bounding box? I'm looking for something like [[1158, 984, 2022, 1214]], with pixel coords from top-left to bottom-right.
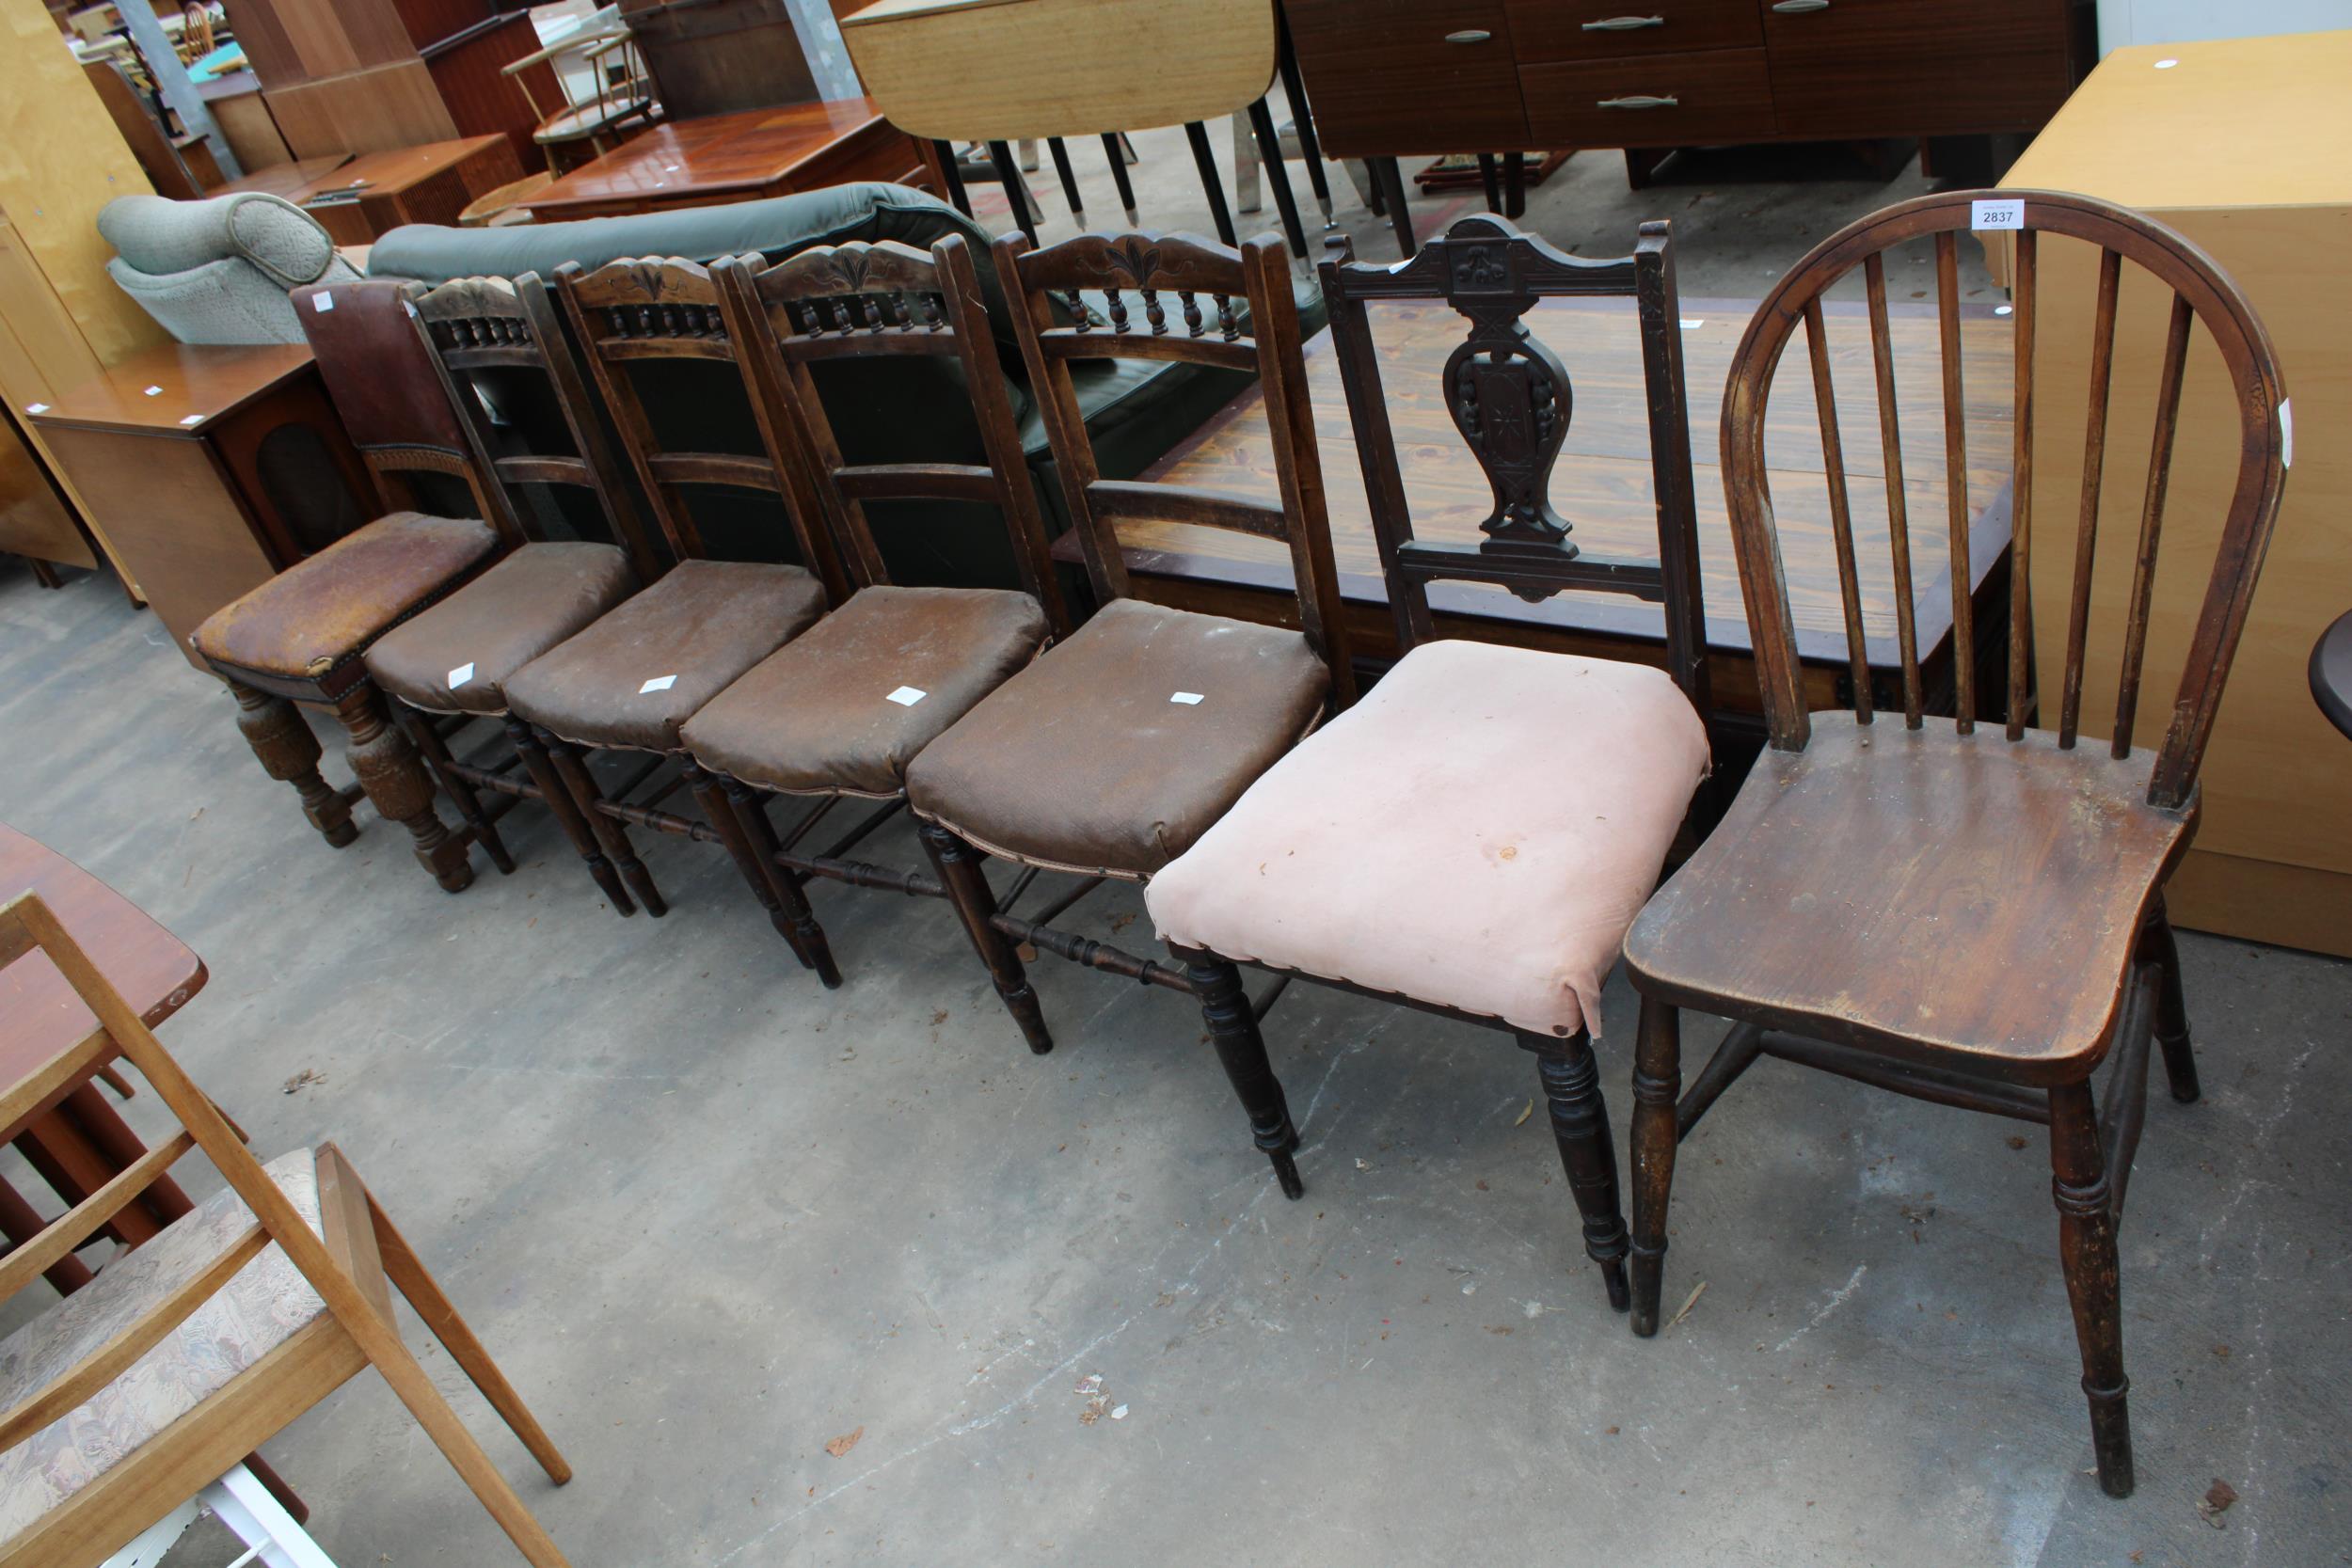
[[1522, 48, 1773, 146], [1508, 0, 1762, 64], [1283, 0, 1531, 154], [1765, 0, 2073, 138]]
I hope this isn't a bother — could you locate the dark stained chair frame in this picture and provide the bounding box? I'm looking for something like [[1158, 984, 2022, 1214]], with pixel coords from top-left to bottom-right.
[[1156, 213, 1715, 1299], [909, 227, 1353, 1198], [393, 272, 675, 914], [656, 233, 1074, 985], [539, 253, 857, 930], [1624, 189, 2289, 1497]]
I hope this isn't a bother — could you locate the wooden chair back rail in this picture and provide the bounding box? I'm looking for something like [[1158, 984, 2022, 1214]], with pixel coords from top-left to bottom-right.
[[0, 889, 574, 1565], [558, 255, 842, 594], [1085, 480, 1291, 542], [715, 237, 1066, 624], [410, 273, 666, 585], [0, 1129, 195, 1303], [1319, 215, 1709, 715], [1724, 190, 2287, 809], [996, 228, 1351, 701]]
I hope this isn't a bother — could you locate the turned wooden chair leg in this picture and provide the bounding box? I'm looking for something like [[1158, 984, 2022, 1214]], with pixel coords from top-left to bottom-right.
[[541, 731, 664, 917], [919, 822, 1051, 1054], [332, 685, 472, 893], [2140, 903, 2199, 1103], [227, 681, 358, 848], [1629, 995, 1682, 1336], [1178, 949, 1303, 1199], [720, 778, 842, 988], [1519, 1029, 1630, 1310], [504, 719, 634, 914], [396, 704, 516, 875], [2049, 1079, 2134, 1497]]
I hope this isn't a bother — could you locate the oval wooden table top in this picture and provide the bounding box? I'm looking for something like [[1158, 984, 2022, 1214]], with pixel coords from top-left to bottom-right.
[[0, 824, 204, 1136]]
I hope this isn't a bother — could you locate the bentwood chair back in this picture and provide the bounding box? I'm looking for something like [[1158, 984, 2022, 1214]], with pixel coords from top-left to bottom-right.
[[0, 891, 574, 1565], [1621, 189, 2288, 1498]]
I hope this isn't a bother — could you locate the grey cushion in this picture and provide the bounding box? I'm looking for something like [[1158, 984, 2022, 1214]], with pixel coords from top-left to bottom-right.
[[98, 193, 340, 290], [104, 253, 363, 345]]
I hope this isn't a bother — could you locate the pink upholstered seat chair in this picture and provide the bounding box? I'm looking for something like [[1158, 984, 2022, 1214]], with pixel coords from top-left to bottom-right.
[[1144, 216, 1720, 1307]]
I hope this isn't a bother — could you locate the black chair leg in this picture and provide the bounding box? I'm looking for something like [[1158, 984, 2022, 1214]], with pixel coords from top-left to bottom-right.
[[987, 139, 1037, 239], [1374, 155, 1416, 258], [396, 704, 514, 875], [920, 823, 1052, 1053], [1245, 97, 1309, 259], [1184, 120, 1240, 248], [721, 778, 842, 988], [1478, 152, 1502, 214], [1519, 1029, 1630, 1310], [1100, 132, 1140, 225], [504, 718, 633, 913], [541, 729, 664, 917], [1176, 949, 1304, 1199], [933, 139, 972, 216]]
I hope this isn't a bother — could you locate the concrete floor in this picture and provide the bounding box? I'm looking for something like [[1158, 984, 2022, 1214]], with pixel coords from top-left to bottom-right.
[[5, 120, 2346, 1568]]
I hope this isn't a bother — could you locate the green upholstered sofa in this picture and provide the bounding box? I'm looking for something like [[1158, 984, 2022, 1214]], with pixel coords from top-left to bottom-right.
[[366, 182, 1324, 595]]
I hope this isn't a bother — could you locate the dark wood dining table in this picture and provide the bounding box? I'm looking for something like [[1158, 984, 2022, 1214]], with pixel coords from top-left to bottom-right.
[[0, 823, 202, 1291]]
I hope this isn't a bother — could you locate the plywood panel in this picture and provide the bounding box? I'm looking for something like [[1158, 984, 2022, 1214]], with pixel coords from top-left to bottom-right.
[[0, 407, 92, 571]]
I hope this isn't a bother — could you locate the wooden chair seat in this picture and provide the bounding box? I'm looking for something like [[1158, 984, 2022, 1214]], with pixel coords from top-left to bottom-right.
[[1626, 714, 2191, 1082], [365, 541, 640, 717], [191, 513, 499, 696], [501, 559, 828, 754], [680, 584, 1048, 800], [906, 598, 1329, 880], [1148, 640, 1709, 1039], [0, 1150, 327, 1548]]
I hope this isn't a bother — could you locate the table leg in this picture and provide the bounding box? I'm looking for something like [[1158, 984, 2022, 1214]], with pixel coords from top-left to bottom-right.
[[1374, 156, 1416, 258], [0, 1175, 95, 1293], [66, 1082, 194, 1225]]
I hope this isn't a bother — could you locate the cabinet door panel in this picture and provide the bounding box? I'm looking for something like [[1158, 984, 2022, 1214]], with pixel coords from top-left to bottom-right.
[[1283, 0, 1531, 154], [1765, 0, 2073, 138]]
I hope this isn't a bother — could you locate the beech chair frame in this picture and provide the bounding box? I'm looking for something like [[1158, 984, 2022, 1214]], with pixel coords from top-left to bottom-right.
[[0, 891, 572, 1566], [1622, 189, 2289, 1498]]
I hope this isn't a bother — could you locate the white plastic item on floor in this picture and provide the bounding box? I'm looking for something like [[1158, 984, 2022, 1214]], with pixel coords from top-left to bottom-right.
[[100, 1464, 341, 1568]]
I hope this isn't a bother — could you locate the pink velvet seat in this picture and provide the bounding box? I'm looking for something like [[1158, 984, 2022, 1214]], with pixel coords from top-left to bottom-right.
[[1144, 640, 1711, 1040]]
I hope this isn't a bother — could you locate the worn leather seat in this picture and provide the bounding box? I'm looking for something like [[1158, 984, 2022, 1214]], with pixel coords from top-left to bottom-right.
[[364, 541, 639, 716], [906, 599, 1329, 879], [0, 1149, 326, 1546], [190, 513, 498, 689], [681, 585, 1048, 799], [1146, 641, 1710, 1040], [501, 558, 829, 752]]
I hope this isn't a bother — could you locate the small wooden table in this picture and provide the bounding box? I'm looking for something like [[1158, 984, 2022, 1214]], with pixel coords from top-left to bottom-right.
[[0, 824, 203, 1291], [29, 344, 372, 673], [217, 136, 523, 244], [215, 153, 353, 202], [1057, 294, 2017, 720], [521, 98, 927, 221]]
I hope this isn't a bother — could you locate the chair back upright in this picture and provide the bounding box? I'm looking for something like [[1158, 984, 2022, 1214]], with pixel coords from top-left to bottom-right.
[[408, 273, 667, 586], [554, 256, 849, 601], [994, 229, 1353, 703], [294, 278, 519, 543], [1319, 214, 1709, 720], [1720, 189, 2288, 812], [714, 234, 1069, 634]]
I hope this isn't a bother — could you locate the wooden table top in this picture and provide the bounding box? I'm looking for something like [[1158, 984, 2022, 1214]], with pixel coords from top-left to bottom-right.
[[215, 153, 353, 201], [305, 135, 511, 202], [0, 825, 203, 1135], [1073, 294, 2015, 669], [30, 344, 315, 437], [526, 98, 889, 217]]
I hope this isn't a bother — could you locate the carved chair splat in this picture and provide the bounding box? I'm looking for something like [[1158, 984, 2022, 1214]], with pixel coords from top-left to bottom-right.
[[1622, 189, 2289, 1499], [1145, 215, 1717, 1297]]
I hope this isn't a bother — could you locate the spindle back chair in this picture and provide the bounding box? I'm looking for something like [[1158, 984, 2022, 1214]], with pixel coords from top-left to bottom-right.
[[1621, 189, 2289, 1499], [0, 891, 573, 1565]]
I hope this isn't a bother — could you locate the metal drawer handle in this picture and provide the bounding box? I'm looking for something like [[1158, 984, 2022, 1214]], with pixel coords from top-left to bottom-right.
[[1583, 14, 1666, 29], [1771, 0, 1830, 11], [1444, 28, 1493, 42], [1597, 94, 1679, 109]]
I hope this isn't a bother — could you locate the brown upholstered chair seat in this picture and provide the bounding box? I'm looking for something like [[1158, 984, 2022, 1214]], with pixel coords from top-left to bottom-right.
[[905, 599, 1329, 879], [501, 557, 828, 752], [681, 584, 1049, 799], [190, 513, 499, 689], [363, 542, 640, 716]]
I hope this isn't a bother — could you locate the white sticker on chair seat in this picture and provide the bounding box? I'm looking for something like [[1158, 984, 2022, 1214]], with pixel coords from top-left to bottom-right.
[[886, 686, 927, 706], [312, 293, 335, 312], [1170, 691, 1204, 705], [2280, 398, 2293, 469], [448, 662, 476, 689], [1971, 198, 2024, 231], [639, 674, 677, 694]]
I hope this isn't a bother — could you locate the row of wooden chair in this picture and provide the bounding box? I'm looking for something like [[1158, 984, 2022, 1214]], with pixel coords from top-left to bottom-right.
[[185, 190, 2288, 1506]]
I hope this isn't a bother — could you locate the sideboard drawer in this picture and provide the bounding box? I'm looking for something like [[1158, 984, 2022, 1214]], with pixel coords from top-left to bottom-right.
[[1765, 0, 2074, 137], [1508, 0, 1763, 64], [1284, 0, 1532, 154], [1521, 47, 1774, 145]]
